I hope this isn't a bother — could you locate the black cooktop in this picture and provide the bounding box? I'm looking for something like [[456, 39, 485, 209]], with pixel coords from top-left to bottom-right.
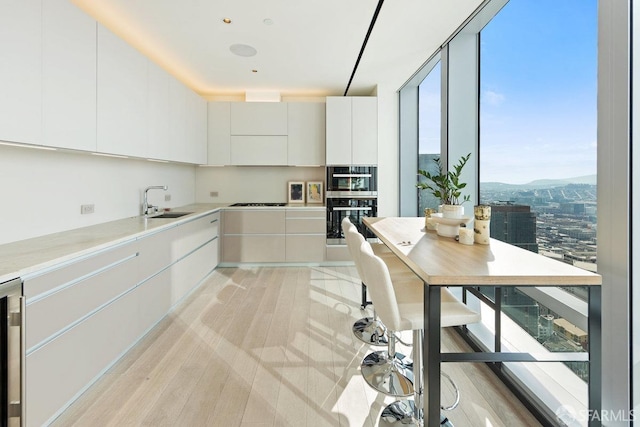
[[230, 202, 287, 207]]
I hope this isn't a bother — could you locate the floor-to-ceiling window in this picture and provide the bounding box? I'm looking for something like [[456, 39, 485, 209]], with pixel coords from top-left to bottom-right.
[[399, 0, 600, 424], [417, 61, 442, 214], [477, 1, 597, 423]]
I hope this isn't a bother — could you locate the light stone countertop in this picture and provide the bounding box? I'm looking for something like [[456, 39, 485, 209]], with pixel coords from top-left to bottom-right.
[[0, 203, 229, 284], [0, 202, 328, 284]]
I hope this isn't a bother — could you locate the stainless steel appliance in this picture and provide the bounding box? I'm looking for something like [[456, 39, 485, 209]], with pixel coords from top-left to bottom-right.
[[326, 165, 377, 197], [0, 278, 23, 427], [326, 166, 378, 245]]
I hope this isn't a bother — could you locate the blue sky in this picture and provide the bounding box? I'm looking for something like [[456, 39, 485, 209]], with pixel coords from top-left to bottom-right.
[[419, 0, 598, 185]]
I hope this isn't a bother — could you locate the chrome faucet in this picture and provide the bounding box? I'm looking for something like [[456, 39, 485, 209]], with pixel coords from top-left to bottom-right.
[[143, 185, 168, 216]]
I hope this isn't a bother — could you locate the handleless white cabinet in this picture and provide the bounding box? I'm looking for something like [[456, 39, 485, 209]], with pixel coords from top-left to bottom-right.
[[42, 0, 97, 151], [288, 102, 325, 166], [326, 96, 377, 165], [147, 62, 171, 160], [0, 0, 41, 145], [186, 90, 208, 164], [230, 102, 288, 135], [97, 24, 148, 157], [207, 102, 231, 165]]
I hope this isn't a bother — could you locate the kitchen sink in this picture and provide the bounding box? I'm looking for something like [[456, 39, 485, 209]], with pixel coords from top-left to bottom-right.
[[149, 212, 192, 219]]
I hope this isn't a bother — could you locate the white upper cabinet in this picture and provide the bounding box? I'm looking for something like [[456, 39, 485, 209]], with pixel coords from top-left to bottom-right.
[[97, 24, 148, 157], [288, 102, 325, 166], [186, 90, 207, 164], [351, 97, 377, 165], [325, 96, 377, 165], [207, 102, 231, 166], [168, 77, 187, 162], [0, 0, 42, 145], [42, 0, 97, 151], [325, 97, 352, 165], [146, 62, 171, 160], [230, 102, 287, 135]]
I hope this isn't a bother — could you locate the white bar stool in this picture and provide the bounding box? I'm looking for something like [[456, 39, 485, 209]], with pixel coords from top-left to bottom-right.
[[346, 228, 424, 396], [358, 240, 481, 426], [343, 218, 419, 347]]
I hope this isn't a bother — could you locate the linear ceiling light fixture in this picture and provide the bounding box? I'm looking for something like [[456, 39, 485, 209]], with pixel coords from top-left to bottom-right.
[[343, 0, 385, 96]]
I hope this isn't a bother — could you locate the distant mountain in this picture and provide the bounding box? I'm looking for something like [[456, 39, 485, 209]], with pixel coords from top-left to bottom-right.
[[481, 174, 597, 190], [526, 175, 597, 186]]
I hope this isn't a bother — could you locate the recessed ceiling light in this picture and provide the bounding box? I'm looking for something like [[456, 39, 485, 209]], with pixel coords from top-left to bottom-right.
[[222, 18, 231, 24], [263, 18, 273, 25], [230, 44, 257, 57], [252, 69, 258, 73]]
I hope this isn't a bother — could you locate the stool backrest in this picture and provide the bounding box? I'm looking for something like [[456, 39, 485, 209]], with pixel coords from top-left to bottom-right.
[[359, 240, 402, 331], [345, 227, 367, 283]]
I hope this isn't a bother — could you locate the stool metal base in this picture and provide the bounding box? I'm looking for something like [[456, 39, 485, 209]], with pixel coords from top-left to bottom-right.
[[361, 351, 413, 397], [379, 400, 454, 427], [352, 317, 388, 346]]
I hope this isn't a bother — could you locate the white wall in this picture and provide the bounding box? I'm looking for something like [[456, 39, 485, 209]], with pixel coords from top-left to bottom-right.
[[0, 145, 195, 245], [195, 166, 324, 204]]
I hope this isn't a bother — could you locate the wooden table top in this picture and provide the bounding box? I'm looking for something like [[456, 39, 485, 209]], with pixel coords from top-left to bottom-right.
[[363, 217, 602, 287]]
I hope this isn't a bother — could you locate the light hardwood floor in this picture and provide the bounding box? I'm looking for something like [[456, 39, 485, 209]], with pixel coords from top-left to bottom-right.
[[51, 266, 541, 427]]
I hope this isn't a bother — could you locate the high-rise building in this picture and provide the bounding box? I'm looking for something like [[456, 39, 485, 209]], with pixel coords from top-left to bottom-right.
[[490, 203, 539, 253]]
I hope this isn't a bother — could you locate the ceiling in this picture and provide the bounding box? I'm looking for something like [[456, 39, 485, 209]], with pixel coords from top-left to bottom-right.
[[72, 0, 484, 98]]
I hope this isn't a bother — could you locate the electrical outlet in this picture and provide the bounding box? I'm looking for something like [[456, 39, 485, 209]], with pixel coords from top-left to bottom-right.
[[81, 204, 95, 215], [210, 191, 219, 197], [165, 194, 171, 201]]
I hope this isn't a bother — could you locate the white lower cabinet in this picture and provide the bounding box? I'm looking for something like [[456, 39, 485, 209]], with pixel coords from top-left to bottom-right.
[[24, 210, 221, 426], [222, 208, 325, 263], [285, 209, 325, 262]]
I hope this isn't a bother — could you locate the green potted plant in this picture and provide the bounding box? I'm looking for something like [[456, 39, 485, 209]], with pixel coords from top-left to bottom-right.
[[417, 152, 471, 219]]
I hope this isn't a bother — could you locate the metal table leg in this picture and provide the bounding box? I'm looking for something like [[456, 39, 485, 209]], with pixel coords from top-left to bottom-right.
[[424, 284, 441, 427]]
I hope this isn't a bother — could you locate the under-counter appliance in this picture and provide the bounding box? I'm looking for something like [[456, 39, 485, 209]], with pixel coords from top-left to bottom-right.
[[326, 166, 378, 245], [0, 278, 23, 427]]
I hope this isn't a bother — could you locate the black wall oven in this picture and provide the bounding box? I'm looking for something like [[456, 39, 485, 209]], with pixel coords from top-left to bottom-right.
[[326, 166, 377, 196], [326, 166, 378, 245]]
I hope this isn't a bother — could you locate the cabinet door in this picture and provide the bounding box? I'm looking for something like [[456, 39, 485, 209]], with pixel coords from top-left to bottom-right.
[[230, 135, 287, 165], [207, 102, 231, 165], [0, 0, 41, 145], [97, 24, 148, 157], [351, 97, 378, 165], [325, 97, 352, 165], [42, 0, 96, 151], [230, 102, 287, 135], [288, 102, 325, 166], [147, 62, 170, 160], [186, 90, 207, 164], [168, 77, 188, 162]]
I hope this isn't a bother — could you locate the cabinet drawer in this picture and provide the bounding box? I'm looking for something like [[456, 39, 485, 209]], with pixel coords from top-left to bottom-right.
[[223, 235, 285, 263], [26, 287, 139, 427], [285, 217, 325, 234], [173, 211, 220, 260], [137, 227, 177, 279], [285, 208, 326, 219], [26, 252, 138, 350], [24, 240, 138, 299], [286, 235, 325, 262], [224, 210, 285, 234], [171, 237, 218, 304]]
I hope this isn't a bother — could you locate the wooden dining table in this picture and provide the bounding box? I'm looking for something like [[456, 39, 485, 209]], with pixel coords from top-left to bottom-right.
[[363, 216, 603, 427]]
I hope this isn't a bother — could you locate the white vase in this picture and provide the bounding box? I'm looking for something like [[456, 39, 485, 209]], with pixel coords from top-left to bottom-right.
[[441, 204, 464, 219]]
